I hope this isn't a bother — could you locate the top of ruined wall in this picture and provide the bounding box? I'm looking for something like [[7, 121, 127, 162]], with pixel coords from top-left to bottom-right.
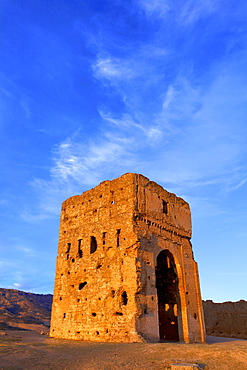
[[61, 173, 192, 237]]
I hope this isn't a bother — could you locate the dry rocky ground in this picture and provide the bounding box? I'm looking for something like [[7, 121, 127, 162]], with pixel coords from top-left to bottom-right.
[[0, 328, 247, 370]]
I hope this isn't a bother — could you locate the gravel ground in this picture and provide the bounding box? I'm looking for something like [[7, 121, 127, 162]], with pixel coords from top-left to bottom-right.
[[0, 330, 246, 370]]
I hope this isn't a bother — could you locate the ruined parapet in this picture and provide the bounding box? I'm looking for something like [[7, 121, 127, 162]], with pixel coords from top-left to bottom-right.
[[50, 173, 205, 343]]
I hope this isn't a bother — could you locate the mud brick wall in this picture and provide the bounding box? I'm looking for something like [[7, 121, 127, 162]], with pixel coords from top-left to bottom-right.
[[50, 173, 205, 343], [203, 300, 247, 340]]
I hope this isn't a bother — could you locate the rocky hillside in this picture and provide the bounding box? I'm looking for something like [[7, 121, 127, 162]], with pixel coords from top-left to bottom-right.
[[0, 288, 52, 330]]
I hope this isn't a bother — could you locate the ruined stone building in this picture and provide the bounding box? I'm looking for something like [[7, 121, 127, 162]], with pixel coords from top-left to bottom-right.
[[50, 173, 206, 343]]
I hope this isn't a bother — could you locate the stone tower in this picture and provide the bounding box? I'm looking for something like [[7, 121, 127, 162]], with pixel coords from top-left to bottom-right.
[[50, 173, 205, 343]]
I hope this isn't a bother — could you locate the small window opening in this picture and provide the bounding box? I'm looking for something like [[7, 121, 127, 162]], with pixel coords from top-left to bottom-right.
[[79, 282, 87, 290], [92, 312, 97, 317], [78, 239, 83, 258], [194, 313, 197, 320], [66, 242, 71, 255], [162, 200, 168, 214], [102, 232, 106, 245], [63, 313, 66, 319], [90, 236, 97, 254], [116, 229, 121, 247], [121, 291, 128, 305]]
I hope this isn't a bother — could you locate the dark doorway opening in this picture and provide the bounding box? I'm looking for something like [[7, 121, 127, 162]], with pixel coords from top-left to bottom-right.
[[155, 250, 180, 341]]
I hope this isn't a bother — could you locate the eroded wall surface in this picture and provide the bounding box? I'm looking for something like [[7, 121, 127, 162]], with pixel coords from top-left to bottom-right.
[[203, 300, 247, 340], [50, 173, 205, 343]]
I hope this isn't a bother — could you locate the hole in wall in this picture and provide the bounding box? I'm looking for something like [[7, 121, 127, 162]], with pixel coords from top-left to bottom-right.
[[116, 229, 121, 247], [63, 313, 66, 318], [90, 236, 97, 254], [92, 313, 97, 317], [115, 312, 123, 316], [96, 331, 99, 335], [102, 232, 106, 245], [194, 313, 197, 320], [79, 282, 87, 290], [121, 291, 128, 305], [60, 297, 62, 301], [162, 200, 168, 214], [111, 290, 115, 298], [78, 239, 83, 258], [97, 263, 102, 269]]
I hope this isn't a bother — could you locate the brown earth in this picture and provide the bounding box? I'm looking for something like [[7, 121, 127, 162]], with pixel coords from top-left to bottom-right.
[[0, 330, 246, 370]]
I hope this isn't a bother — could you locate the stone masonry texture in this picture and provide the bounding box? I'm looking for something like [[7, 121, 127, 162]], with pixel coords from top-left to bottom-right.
[[50, 173, 206, 343]]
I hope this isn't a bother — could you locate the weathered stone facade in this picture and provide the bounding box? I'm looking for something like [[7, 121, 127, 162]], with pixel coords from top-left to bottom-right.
[[50, 173, 205, 343]]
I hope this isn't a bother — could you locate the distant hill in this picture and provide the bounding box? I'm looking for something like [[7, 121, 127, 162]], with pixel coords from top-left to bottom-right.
[[0, 288, 246, 339], [0, 288, 52, 330]]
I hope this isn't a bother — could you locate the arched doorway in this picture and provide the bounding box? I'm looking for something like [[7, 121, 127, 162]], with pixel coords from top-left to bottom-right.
[[155, 250, 180, 341]]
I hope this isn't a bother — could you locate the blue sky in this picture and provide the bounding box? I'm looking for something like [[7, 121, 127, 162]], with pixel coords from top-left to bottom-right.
[[0, 0, 246, 302]]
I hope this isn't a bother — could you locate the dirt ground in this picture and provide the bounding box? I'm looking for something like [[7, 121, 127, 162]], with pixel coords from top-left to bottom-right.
[[0, 329, 246, 370]]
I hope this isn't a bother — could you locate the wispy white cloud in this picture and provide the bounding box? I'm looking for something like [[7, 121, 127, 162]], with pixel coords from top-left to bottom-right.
[[138, 0, 170, 18], [92, 56, 136, 81], [29, 51, 247, 221], [225, 178, 247, 193], [178, 0, 217, 25]]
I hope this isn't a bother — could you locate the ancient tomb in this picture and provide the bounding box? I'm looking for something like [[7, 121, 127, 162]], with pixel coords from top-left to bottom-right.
[[50, 173, 205, 343]]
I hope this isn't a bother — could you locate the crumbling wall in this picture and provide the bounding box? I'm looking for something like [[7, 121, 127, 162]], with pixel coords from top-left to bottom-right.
[[50, 173, 205, 343], [203, 300, 247, 339], [50, 174, 142, 342]]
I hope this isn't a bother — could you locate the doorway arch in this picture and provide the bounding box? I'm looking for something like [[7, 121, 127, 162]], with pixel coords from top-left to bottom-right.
[[155, 250, 180, 341]]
